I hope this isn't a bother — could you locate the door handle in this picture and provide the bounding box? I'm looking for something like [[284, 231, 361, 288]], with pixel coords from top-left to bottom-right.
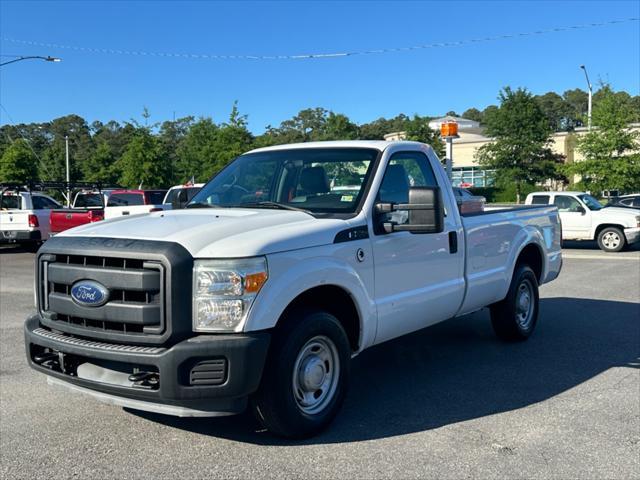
[[448, 231, 458, 254], [122, 211, 130, 216]]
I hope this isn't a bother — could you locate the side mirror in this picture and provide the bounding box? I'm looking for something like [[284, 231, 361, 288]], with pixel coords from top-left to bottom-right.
[[172, 189, 189, 209], [577, 206, 586, 215], [375, 186, 445, 234]]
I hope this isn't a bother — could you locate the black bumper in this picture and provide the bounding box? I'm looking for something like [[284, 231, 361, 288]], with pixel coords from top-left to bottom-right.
[[25, 314, 270, 415], [1, 230, 41, 243]]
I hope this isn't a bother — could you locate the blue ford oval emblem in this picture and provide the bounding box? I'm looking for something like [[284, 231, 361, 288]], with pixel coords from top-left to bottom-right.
[[70, 280, 109, 307]]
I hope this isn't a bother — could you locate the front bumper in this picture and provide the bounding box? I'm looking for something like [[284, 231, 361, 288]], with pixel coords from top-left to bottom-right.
[[25, 314, 270, 416], [1, 229, 41, 243], [624, 227, 640, 244]]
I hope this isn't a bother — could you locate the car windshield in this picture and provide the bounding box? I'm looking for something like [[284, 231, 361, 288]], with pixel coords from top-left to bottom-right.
[[578, 194, 603, 210], [0, 195, 21, 209], [189, 148, 378, 214]]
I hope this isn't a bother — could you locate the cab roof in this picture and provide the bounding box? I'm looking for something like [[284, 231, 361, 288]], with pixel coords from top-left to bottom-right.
[[247, 140, 429, 154]]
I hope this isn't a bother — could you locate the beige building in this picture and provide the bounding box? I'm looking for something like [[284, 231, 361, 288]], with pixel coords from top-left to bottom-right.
[[385, 117, 640, 188]]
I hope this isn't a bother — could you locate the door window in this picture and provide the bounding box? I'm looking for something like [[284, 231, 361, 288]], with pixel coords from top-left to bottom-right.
[[553, 196, 582, 212], [376, 151, 438, 228], [32, 196, 60, 210]]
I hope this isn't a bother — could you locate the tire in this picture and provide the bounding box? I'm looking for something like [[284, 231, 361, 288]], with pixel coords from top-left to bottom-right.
[[252, 309, 350, 439], [597, 227, 626, 252], [490, 264, 539, 341]]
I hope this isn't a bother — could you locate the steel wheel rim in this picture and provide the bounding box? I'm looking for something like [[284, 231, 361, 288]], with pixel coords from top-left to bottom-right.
[[292, 335, 340, 415], [602, 231, 620, 249], [516, 279, 534, 329]]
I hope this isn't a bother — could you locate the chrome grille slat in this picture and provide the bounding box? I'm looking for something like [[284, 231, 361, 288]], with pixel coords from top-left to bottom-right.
[[32, 328, 166, 354]]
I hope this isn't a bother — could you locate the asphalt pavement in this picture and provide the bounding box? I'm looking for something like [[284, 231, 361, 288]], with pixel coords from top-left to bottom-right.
[[1, 243, 638, 479]]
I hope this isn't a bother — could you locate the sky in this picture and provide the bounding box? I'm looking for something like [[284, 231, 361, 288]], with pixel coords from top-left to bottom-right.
[[1, 1, 639, 133]]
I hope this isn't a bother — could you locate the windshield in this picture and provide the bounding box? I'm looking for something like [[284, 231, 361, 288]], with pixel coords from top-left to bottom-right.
[[578, 194, 604, 211], [190, 148, 378, 214]]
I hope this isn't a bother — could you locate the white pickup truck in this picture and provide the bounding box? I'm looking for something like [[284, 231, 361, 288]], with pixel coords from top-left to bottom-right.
[[25, 141, 562, 438], [1, 189, 61, 249], [525, 191, 640, 252]]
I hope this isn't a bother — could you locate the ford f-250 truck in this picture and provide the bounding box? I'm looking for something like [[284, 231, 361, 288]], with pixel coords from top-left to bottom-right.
[[25, 141, 562, 438]]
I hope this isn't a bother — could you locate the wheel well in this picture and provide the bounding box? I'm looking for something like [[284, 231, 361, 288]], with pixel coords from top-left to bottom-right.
[[516, 244, 543, 283], [594, 223, 625, 239], [279, 285, 360, 352]]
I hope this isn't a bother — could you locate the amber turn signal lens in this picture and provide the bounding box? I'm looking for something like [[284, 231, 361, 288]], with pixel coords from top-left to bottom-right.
[[245, 271, 268, 293]]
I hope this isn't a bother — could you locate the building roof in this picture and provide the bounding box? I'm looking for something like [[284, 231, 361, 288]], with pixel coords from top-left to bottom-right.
[[428, 116, 480, 130]]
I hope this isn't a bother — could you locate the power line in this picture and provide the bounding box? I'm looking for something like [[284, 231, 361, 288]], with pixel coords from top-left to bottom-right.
[[1, 17, 638, 61]]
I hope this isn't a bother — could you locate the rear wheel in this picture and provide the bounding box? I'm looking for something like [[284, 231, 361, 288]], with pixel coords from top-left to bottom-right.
[[597, 227, 626, 252], [490, 264, 539, 341], [252, 310, 350, 438]]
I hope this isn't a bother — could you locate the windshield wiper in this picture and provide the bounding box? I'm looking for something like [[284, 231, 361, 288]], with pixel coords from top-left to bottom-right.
[[233, 201, 314, 215], [185, 202, 221, 209]]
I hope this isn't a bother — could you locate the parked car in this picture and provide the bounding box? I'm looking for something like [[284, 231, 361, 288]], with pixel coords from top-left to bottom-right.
[[25, 141, 562, 438], [104, 190, 167, 219], [49, 190, 113, 235], [525, 191, 640, 252], [0, 189, 61, 249], [453, 187, 486, 215], [162, 183, 204, 209], [608, 194, 640, 209]]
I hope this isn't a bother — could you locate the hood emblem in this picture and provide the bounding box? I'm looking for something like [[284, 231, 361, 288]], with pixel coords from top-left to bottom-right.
[[70, 280, 109, 307]]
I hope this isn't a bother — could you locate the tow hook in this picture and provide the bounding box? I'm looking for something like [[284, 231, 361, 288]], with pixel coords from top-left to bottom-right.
[[128, 371, 159, 389], [34, 351, 66, 372]]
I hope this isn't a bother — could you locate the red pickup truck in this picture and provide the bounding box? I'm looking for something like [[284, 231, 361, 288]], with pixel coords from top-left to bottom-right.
[[49, 191, 108, 235]]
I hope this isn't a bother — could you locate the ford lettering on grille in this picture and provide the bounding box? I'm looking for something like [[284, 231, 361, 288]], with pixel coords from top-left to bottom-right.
[[70, 281, 109, 307]]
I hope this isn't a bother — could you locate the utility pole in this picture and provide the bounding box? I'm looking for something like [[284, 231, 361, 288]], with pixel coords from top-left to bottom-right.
[[65, 135, 70, 207], [580, 65, 593, 130]]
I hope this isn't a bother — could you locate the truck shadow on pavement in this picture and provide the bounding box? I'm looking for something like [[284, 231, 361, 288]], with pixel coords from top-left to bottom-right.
[[131, 296, 640, 445]]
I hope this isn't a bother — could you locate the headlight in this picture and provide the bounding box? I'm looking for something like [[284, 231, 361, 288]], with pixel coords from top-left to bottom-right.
[[193, 257, 268, 332]]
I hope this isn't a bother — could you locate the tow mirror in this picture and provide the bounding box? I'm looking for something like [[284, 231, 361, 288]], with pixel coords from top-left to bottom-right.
[[375, 186, 445, 234], [172, 189, 189, 209]]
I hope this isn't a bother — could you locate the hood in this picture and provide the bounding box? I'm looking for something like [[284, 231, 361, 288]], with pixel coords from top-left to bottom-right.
[[60, 208, 351, 257], [595, 206, 640, 222]]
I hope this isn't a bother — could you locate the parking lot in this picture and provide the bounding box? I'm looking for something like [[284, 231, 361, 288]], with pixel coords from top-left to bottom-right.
[[1, 243, 638, 479]]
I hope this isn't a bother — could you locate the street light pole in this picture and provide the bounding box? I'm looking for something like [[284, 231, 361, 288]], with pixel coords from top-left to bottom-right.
[[0, 55, 62, 67], [580, 65, 593, 131]]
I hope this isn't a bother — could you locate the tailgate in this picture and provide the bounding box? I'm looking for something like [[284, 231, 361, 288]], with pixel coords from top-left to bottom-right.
[[0, 210, 30, 232], [50, 210, 91, 233]]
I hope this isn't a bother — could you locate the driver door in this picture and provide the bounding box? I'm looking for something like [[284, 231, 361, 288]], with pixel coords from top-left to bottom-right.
[[370, 151, 465, 344], [553, 195, 591, 239]]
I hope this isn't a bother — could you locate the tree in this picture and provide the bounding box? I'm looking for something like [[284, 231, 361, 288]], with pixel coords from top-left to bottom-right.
[[564, 85, 640, 193], [0, 139, 38, 182], [476, 87, 563, 203], [562, 88, 588, 128], [404, 115, 445, 157], [117, 128, 170, 188], [536, 91, 570, 132], [461, 108, 483, 123], [359, 114, 409, 140], [82, 141, 118, 184]]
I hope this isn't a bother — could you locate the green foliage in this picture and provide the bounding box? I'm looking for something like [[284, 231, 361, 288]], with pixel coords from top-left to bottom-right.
[[404, 115, 445, 157], [564, 85, 640, 193], [0, 139, 38, 182], [476, 87, 564, 202], [461, 108, 482, 123], [117, 128, 170, 188]]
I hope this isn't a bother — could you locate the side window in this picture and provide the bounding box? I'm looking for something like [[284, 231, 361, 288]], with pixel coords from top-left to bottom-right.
[[554, 195, 582, 212], [33, 196, 58, 210], [377, 151, 438, 226], [531, 195, 550, 205], [634, 198, 640, 207]]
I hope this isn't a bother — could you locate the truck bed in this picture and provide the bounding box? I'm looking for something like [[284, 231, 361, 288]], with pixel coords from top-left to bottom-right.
[[458, 205, 562, 316]]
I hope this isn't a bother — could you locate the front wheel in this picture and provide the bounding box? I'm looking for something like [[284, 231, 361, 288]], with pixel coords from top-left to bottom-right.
[[490, 264, 539, 341], [597, 227, 626, 252], [252, 310, 350, 438]]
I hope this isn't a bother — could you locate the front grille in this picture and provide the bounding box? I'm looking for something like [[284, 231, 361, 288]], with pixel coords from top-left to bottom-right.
[[32, 327, 166, 354], [39, 253, 166, 341]]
